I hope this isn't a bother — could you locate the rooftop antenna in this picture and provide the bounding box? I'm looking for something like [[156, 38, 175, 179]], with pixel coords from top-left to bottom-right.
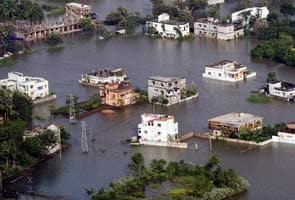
[[81, 121, 89, 153], [69, 94, 77, 124]]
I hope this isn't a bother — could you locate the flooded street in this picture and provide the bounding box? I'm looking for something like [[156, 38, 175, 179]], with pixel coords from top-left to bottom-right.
[[3, 0, 295, 199]]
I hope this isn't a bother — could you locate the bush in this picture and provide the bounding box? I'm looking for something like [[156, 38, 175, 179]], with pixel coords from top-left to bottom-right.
[[247, 94, 272, 104], [46, 34, 63, 47]]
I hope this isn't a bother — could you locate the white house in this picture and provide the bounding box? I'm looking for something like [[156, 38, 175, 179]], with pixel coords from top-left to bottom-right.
[[0, 72, 49, 100], [146, 13, 190, 39], [147, 76, 186, 105], [267, 81, 295, 102], [231, 7, 270, 25], [208, 0, 224, 5], [202, 60, 256, 82], [273, 123, 295, 144], [194, 18, 244, 40], [65, 2, 91, 19], [79, 68, 128, 86], [138, 113, 178, 144]]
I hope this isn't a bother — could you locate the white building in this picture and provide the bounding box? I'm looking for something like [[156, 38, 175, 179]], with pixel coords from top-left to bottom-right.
[[267, 81, 295, 102], [194, 18, 244, 40], [202, 60, 256, 82], [138, 113, 178, 143], [65, 2, 91, 19], [208, 0, 224, 5], [0, 72, 49, 100], [147, 76, 186, 105], [231, 7, 270, 25], [146, 13, 190, 39], [79, 68, 128, 86], [273, 123, 295, 144]]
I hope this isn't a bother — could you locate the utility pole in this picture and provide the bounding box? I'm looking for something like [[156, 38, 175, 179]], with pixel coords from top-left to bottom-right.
[[58, 129, 62, 160], [69, 94, 77, 124], [209, 135, 212, 151], [81, 121, 89, 153]]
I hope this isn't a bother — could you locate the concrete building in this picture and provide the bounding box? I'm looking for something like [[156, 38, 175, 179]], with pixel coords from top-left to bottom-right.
[[146, 13, 190, 39], [267, 81, 295, 102], [202, 60, 256, 82], [99, 81, 139, 107], [138, 113, 178, 143], [208, 113, 263, 137], [194, 18, 244, 40], [231, 7, 269, 25], [208, 0, 224, 5], [79, 68, 128, 87], [23, 124, 61, 155], [65, 2, 91, 19], [0, 72, 49, 100], [147, 76, 186, 106], [273, 123, 295, 144]]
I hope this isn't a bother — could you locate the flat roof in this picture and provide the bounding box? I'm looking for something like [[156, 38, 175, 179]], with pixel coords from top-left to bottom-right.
[[149, 20, 188, 26], [206, 60, 245, 69], [141, 113, 174, 122], [148, 76, 184, 83], [209, 113, 263, 126], [66, 2, 91, 8]]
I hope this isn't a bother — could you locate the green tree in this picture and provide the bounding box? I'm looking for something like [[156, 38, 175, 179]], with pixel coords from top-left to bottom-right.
[[205, 155, 221, 171], [266, 72, 276, 83], [20, 137, 42, 157], [12, 92, 33, 123], [191, 176, 213, 198], [46, 34, 63, 47], [280, 2, 295, 16], [79, 18, 94, 31], [128, 153, 145, 177]]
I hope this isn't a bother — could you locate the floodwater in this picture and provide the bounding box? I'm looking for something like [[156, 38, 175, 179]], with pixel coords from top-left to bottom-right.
[[3, 0, 295, 199]]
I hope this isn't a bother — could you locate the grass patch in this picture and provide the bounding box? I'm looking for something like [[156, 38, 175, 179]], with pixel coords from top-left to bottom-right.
[[0, 57, 17, 67], [166, 188, 187, 198], [247, 94, 272, 104]]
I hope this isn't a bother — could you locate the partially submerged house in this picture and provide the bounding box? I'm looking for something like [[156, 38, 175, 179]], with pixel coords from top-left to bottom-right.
[[208, 113, 263, 137], [202, 60, 256, 82], [146, 13, 190, 39], [267, 81, 295, 102]]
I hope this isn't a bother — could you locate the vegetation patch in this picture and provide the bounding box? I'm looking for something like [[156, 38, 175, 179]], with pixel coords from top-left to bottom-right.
[[247, 94, 272, 104], [88, 153, 249, 200], [0, 57, 17, 67]]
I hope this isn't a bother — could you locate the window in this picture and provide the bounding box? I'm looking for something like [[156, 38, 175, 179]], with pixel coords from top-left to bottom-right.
[[152, 81, 155, 85], [157, 123, 161, 127], [30, 85, 34, 89], [175, 81, 178, 84], [218, 73, 221, 77], [158, 132, 161, 135], [37, 86, 43, 90]]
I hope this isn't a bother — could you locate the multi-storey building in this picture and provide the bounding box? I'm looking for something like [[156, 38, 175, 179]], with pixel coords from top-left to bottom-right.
[[146, 13, 190, 39], [138, 113, 178, 143], [99, 81, 139, 107], [202, 60, 256, 82], [65, 2, 91, 19], [267, 81, 295, 102], [79, 68, 128, 87], [0, 72, 49, 100], [273, 123, 295, 144], [194, 18, 244, 40], [147, 76, 186, 106], [231, 7, 269, 26], [208, 113, 263, 137]]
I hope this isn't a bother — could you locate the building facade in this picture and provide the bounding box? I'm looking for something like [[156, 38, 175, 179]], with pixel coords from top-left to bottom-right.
[[194, 18, 244, 40], [146, 13, 190, 39], [231, 7, 269, 25], [79, 68, 128, 86], [202, 60, 256, 82], [65, 2, 91, 19], [0, 72, 49, 100], [99, 81, 139, 107], [208, 113, 263, 137], [147, 76, 186, 106], [138, 113, 178, 143], [208, 0, 224, 5], [267, 81, 295, 102], [273, 123, 295, 144]]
